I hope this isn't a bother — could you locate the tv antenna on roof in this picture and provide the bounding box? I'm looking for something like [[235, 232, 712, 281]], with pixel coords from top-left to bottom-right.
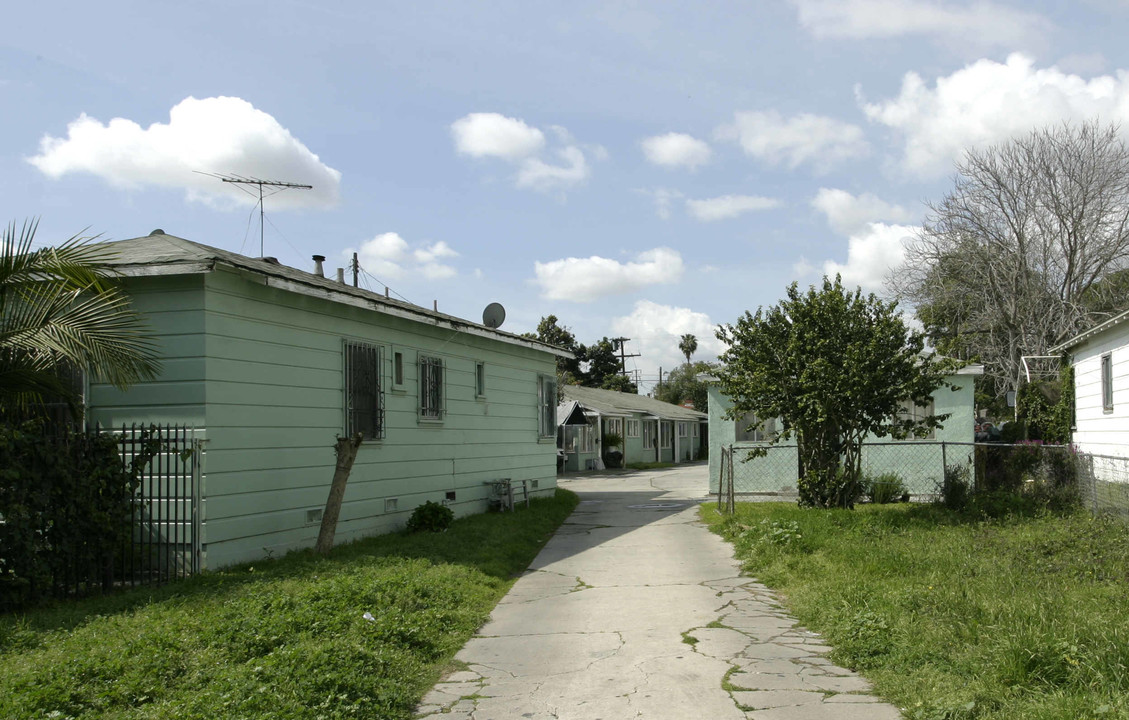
[[198, 172, 312, 258]]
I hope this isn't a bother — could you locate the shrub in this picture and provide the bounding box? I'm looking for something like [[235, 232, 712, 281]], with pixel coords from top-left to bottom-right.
[[405, 501, 454, 533], [0, 424, 154, 610], [798, 468, 866, 509], [937, 464, 972, 511], [865, 473, 908, 504]]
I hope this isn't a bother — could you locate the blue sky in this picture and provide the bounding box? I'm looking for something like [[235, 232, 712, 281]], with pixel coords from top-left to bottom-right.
[[6, 0, 1129, 390]]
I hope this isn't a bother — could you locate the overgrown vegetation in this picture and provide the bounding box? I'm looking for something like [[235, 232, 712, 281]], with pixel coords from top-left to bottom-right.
[[0, 489, 579, 720], [704, 500, 1129, 720], [0, 424, 157, 610], [716, 275, 952, 508]]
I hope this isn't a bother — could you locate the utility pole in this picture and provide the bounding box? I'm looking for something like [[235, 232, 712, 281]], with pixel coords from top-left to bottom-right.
[[201, 173, 313, 257], [611, 337, 641, 376], [352, 252, 359, 287]]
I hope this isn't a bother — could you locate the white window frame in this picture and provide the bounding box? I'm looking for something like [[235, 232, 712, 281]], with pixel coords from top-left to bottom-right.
[[605, 417, 623, 437], [537, 374, 557, 438], [579, 424, 596, 453], [391, 347, 408, 393], [660, 421, 673, 449], [1102, 352, 1114, 412], [895, 398, 935, 440], [735, 411, 775, 443], [475, 361, 487, 399], [642, 421, 656, 449], [678, 422, 689, 438], [626, 419, 641, 438]]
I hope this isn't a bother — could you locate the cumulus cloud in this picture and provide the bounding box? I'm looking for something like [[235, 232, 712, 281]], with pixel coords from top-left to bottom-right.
[[686, 194, 782, 222], [811, 188, 913, 236], [28, 96, 341, 208], [610, 300, 723, 381], [822, 223, 917, 294], [716, 110, 869, 171], [862, 53, 1129, 177], [451, 112, 595, 193], [451, 112, 545, 160], [349, 232, 459, 281], [533, 248, 683, 302], [791, 0, 1051, 51], [640, 132, 712, 169]]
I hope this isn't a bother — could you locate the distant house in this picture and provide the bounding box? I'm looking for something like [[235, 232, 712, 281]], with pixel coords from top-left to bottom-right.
[[556, 384, 707, 471], [88, 230, 571, 569], [705, 362, 982, 495], [1051, 309, 1129, 458]]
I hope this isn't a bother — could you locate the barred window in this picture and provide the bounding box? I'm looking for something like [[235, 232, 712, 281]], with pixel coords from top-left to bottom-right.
[[419, 355, 444, 420], [538, 374, 557, 437], [626, 419, 641, 438], [345, 341, 384, 439]]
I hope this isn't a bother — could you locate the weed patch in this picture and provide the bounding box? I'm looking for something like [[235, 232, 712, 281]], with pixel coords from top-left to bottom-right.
[[703, 502, 1129, 720]]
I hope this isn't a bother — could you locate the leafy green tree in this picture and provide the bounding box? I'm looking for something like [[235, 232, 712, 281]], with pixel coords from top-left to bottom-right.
[[655, 361, 714, 411], [1, 221, 160, 417], [717, 276, 952, 509], [522, 314, 581, 383], [578, 337, 623, 389], [678, 333, 698, 366], [599, 372, 637, 394]]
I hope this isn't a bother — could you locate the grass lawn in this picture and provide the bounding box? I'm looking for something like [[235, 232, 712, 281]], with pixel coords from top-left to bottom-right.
[[702, 501, 1129, 720], [0, 489, 578, 720]]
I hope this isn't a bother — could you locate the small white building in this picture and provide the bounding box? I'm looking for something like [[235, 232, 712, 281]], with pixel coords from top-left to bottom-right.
[[1052, 309, 1129, 458]]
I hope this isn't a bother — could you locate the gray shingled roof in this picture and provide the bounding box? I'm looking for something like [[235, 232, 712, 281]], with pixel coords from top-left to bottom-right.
[[97, 231, 572, 358], [560, 384, 707, 421]]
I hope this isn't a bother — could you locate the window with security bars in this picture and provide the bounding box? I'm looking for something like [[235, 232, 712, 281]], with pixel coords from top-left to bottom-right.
[[419, 355, 444, 420], [345, 341, 384, 439]]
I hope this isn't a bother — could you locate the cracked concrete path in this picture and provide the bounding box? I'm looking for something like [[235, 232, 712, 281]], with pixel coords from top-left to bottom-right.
[[416, 465, 902, 719]]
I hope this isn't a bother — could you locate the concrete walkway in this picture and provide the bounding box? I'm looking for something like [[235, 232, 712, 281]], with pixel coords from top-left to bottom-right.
[[416, 464, 902, 719]]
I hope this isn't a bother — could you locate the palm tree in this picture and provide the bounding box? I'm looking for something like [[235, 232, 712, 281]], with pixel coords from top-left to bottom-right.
[[678, 333, 698, 367], [1, 220, 161, 417]]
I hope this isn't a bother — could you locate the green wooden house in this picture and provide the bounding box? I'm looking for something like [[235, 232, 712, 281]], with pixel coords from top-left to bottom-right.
[[556, 384, 707, 471], [89, 230, 568, 569], [706, 362, 982, 496]]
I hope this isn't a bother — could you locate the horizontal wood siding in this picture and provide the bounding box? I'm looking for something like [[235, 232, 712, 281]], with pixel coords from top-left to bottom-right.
[[1072, 330, 1129, 457], [87, 275, 207, 427], [199, 269, 558, 566]]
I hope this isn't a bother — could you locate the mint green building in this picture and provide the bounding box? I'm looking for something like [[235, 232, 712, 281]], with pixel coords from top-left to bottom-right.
[[90, 231, 568, 569], [707, 364, 982, 496], [557, 384, 707, 471]]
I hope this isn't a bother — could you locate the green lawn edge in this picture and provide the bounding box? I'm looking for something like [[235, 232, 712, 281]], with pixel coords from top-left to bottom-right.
[[0, 488, 579, 720], [700, 501, 1129, 720]]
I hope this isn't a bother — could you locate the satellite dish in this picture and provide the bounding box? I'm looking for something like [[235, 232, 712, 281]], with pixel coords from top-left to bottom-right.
[[482, 302, 506, 329]]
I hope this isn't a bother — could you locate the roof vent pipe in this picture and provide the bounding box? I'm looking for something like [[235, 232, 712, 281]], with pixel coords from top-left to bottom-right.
[[312, 255, 326, 277], [336, 268, 345, 284]]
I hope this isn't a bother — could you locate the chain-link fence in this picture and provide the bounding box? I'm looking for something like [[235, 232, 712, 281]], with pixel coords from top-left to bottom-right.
[[717, 441, 1129, 518]]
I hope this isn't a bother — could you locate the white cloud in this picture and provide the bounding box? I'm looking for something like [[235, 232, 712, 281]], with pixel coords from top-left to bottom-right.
[[533, 248, 684, 302], [822, 223, 917, 293], [640, 132, 712, 169], [716, 110, 869, 171], [452, 112, 593, 192], [516, 146, 590, 191], [811, 188, 913, 236], [349, 232, 458, 281], [791, 0, 1051, 51], [793, 256, 816, 277], [862, 53, 1129, 176], [450, 112, 545, 160], [686, 194, 782, 222], [610, 300, 723, 382], [27, 96, 341, 208]]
